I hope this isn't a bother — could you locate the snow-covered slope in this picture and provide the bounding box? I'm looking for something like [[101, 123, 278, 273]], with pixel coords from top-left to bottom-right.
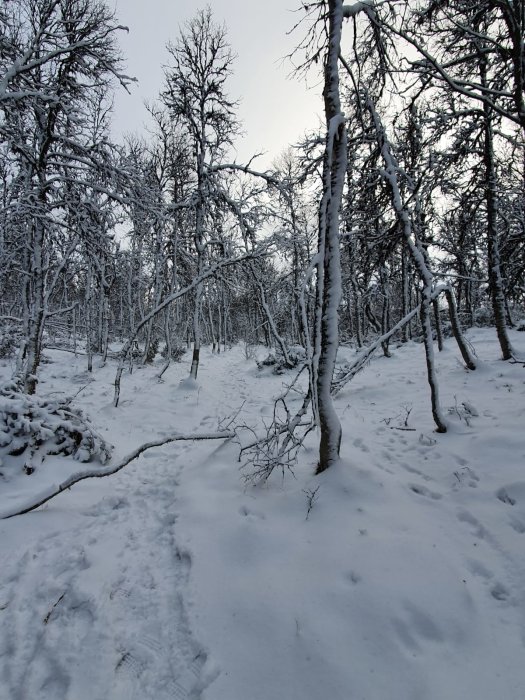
[[1, 328, 524, 700]]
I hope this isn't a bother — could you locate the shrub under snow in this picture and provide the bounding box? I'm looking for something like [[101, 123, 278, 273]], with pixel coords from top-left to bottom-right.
[[0, 325, 22, 359], [0, 378, 112, 479], [256, 345, 306, 374]]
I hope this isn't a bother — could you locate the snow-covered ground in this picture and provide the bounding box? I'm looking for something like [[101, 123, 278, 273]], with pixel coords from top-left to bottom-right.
[[1, 327, 524, 700]]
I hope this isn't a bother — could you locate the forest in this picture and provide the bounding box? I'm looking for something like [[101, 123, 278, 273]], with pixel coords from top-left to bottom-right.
[[0, 1, 524, 699]]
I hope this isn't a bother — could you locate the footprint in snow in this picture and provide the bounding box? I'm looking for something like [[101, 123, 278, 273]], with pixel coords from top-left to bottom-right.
[[465, 560, 512, 603], [353, 437, 370, 453], [392, 604, 443, 653], [508, 518, 525, 534], [490, 583, 511, 602], [452, 466, 479, 489], [496, 483, 525, 534], [408, 483, 442, 500], [456, 509, 489, 540], [174, 547, 192, 576], [239, 505, 265, 521], [418, 433, 437, 447], [344, 570, 361, 585], [401, 462, 433, 481], [496, 482, 525, 505], [467, 558, 494, 580]]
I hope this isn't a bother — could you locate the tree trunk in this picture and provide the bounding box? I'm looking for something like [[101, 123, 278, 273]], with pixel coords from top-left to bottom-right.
[[315, 0, 347, 473], [23, 215, 46, 394], [433, 298, 444, 352], [481, 56, 513, 359]]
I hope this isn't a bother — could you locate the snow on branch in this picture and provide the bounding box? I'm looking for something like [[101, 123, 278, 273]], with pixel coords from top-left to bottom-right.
[[332, 288, 444, 395], [342, 1, 375, 19]]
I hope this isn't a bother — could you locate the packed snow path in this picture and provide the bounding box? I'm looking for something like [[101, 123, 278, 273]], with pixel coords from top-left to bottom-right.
[[0, 352, 235, 700], [1, 328, 525, 700], [0, 447, 214, 699]]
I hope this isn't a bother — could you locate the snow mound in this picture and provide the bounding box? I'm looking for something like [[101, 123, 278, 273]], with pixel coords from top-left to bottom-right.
[[179, 376, 200, 391], [0, 378, 112, 481]]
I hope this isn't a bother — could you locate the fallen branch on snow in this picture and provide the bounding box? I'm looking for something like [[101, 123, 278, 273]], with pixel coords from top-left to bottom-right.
[[0, 431, 234, 519]]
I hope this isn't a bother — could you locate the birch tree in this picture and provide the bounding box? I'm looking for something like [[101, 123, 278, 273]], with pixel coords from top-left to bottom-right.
[[162, 8, 239, 380]]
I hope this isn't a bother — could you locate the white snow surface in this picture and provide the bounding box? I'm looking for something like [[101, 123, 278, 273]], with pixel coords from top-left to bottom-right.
[[1, 328, 525, 700]]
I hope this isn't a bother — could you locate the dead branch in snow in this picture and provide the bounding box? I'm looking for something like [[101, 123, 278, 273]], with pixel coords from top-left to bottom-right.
[[0, 431, 234, 520]]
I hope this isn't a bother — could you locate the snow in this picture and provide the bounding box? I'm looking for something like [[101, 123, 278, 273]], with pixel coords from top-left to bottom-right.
[[1, 328, 525, 699]]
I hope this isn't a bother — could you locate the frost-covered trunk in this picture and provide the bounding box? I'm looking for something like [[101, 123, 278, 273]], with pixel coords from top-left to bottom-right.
[[21, 174, 69, 394], [444, 285, 477, 370], [420, 286, 447, 433], [208, 297, 217, 352], [101, 294, 110, 365], [433, 299, 444, 352], [380, 265, 392, 357], [23, 214, 46, 395], [142, 230, 163, 364], [190, 255, 203, 379], [314, 0, 347, 473], [401, 249, 411, 342], [217, 300, 223, 354], [481, 71, 513, 359], [222, 286, 228, 352], [290, 205, 304, 345], [72, 306, 78, 357], [127, 263, 135, 337], [347, 242, 363, 348], [85, 263, 94, 373], [190, 145, 206, 380]]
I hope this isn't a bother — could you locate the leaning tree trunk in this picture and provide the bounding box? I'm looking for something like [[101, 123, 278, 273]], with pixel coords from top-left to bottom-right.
[[366, 94, 448, 432], [443, 285, 477, 370]]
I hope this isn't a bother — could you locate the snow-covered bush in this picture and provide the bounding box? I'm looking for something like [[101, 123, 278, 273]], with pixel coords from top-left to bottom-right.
[[162, 342, 186, 362], [0, 378, 112, 479], [473, 306, 493, 327], [516, 319, 525, 332], [256, 346, 306, 374], [144, 338, 159, 364]]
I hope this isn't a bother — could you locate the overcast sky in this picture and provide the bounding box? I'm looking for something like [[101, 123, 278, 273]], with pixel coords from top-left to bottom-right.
[[111, 1, 323, 166]]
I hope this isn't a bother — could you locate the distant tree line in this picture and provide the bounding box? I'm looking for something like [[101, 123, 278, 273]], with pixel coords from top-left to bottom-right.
[[1, 0, 523, 472]]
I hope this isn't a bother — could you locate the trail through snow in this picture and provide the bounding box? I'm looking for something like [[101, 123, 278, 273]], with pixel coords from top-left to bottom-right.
[[0, 446, 215, 699]]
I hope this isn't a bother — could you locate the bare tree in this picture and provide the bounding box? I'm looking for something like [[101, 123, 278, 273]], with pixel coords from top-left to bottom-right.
[[162, 8, 239, 380], [0, 0, 129, 392]]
